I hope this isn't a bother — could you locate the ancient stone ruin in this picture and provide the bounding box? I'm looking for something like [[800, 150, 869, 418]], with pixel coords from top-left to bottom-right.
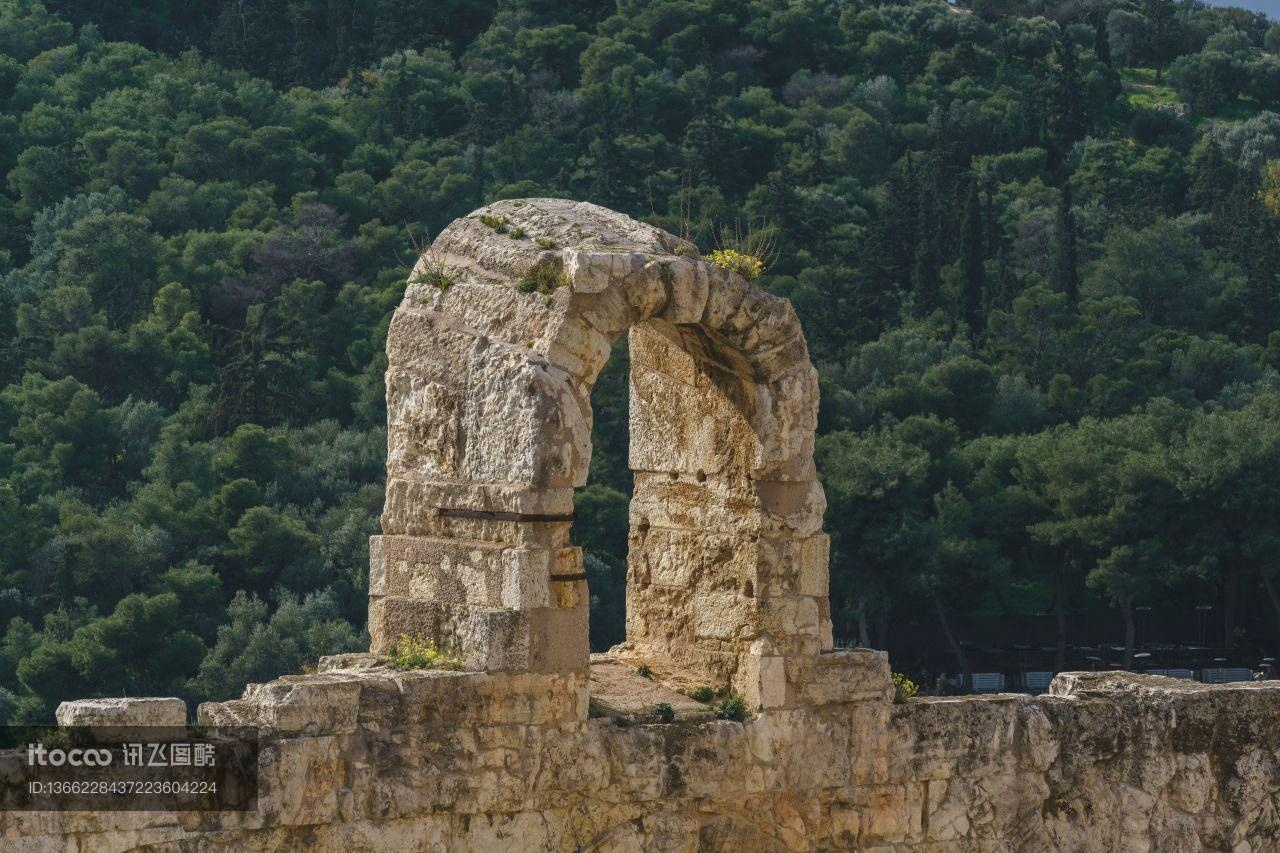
[[9, 200, 1280, 851], [375, 197, 837, 707]]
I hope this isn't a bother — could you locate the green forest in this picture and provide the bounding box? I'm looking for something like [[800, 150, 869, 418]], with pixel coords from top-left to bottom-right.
[[0, 0, 1278, 719]]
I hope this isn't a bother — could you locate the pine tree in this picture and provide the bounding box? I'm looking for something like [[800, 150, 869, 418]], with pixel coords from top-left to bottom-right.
[[959, 178, 985, 338], [910, 155, 942, 316], [1047, 34, 1085, 169], [1051, 182, 1079, 303], [1214, 179, 1280, 342]]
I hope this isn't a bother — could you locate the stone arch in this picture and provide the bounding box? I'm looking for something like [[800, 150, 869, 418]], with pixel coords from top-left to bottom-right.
[[370, 199, 832, 706]]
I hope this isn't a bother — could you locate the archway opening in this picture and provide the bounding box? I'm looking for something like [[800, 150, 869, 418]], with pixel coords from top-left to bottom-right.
[[575, 335, 630, 652]]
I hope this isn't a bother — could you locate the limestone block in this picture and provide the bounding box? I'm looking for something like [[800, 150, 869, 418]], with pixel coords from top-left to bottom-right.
[[783, 649, 893, 707], [380, 478, 573, 544], [383, 307, 477, 382], [256, 734, 347, 826], [56, 697, 186, 727], [699, 264, 760, 333], [385, 370, 462, 481], [368, 595, 421, 654], [369, 535, 505, 606], [236, 676, 362, 735], [562, 249, 648, 293], [756, 533, 829, 598], [543, 310, 613, 383], [369, 598, 538, 672], [690, 590, 754, 642], [629, 328, 762, 479], [793, 527, 834, 594], [460, 345, 590, 489], [623, 268, 670, 321], [742, 649, 787, 710], [651, 257, 707, 324], [500, 548, 553, 609], [758, 596, 823, 650], [627, 527, 756, 591], [572, 286, 632, 339], [628, 473, 765, 536], [528, 599, 589, 674], [431, 275, 554, 350]]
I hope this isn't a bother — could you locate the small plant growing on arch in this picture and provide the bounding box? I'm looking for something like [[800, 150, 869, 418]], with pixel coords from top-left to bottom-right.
[[516, 259, 567, 295], [410, 252, 453, 293], [704, 219, 778, 281]]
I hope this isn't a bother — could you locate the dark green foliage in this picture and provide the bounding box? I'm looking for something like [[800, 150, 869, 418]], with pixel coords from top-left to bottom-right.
[[714, 695, 747, 722], [0, 0, 1275, 721], [1051, 183, 1079, 303], [959, 179, 985, 339]]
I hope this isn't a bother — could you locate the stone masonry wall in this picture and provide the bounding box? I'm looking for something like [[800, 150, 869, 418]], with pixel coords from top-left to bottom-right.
[[5, 660, 1279, 851]]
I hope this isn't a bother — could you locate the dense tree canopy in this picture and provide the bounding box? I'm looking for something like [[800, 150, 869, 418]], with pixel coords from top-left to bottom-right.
[[0, 0, 1278, 717]]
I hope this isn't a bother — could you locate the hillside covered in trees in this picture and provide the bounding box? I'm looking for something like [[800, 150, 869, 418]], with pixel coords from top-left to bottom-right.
[[1, 0, 1279, 719]]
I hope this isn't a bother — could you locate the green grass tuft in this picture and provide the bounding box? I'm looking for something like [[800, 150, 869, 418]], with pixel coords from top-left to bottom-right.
[[516, 261, 567, 295]]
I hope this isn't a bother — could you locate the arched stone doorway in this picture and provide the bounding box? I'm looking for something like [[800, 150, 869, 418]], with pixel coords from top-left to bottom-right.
[[369, 199, 832, 707]]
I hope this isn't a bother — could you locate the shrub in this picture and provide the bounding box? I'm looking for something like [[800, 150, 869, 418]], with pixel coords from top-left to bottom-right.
[[651, 702, 674, 722], [706, 248, 764, 280], [705, 220, 777, 280], [385, 634, 463, 672], [508, 226, 526, 239], [635, 663, 652, 678], [535, 237, 557, 249], [714, 694, 747, 721], [892, 672, 919, 703], [690, 685, 714, 703]]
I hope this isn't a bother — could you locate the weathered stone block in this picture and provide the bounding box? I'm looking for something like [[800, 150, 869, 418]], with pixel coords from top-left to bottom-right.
[[56, 697, 186, 727], [369, 534, 505, 605], [784, 649, 893, 707], [528, 597, 589, 674], [500, 548, 552, 609], [563, 249, 648, 293], [385, 370, 463, 480], [236, 676, 361, 735]]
